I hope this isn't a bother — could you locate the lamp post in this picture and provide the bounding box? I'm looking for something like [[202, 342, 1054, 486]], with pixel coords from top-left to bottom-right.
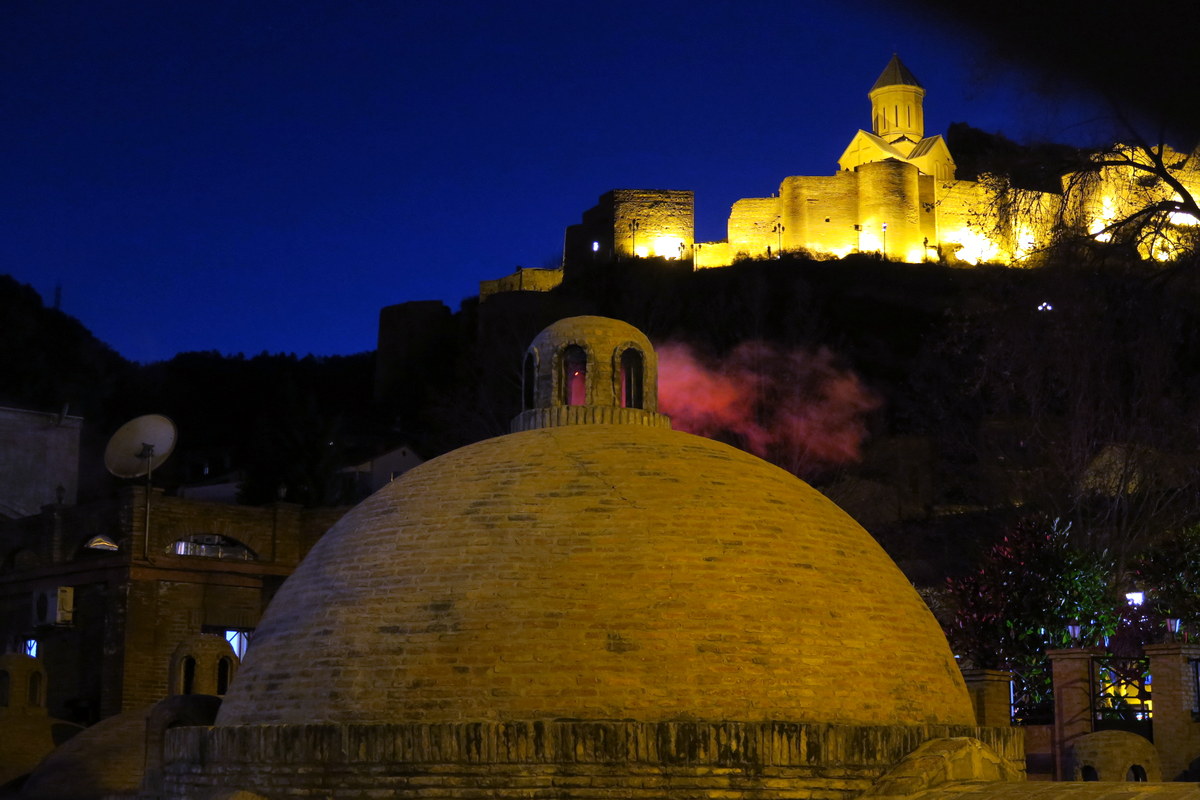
[[772, 219, 785, 259], [881, 222, 888, 258], [629, 219, 640, 259]]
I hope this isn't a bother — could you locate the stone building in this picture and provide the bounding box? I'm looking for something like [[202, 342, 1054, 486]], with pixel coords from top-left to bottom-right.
[[144, 315, 1031, 798], [0, 486, 347, 726]]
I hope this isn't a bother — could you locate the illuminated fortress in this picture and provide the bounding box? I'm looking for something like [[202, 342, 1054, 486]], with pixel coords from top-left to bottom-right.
[[554, 55, 1200, 274]]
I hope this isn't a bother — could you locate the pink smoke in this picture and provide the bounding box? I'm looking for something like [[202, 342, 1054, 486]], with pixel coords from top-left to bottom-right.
[[655, 341, 881, 471]]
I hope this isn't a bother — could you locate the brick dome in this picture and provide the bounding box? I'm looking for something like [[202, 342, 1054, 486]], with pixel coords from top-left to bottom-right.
[[217, 423, 973, 727]]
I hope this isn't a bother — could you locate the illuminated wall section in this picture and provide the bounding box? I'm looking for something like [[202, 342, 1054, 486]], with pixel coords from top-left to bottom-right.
[[935, 180, 1007, 264], [779, 173, 859, 258], [1065, 145, 1200, 261], [856, 160, 924, 262], [610, 189, 694, 259], [935, 178, 1058, 265], [726, 197, 779, 260], [693, 241, 732, 269], [563, 189, 695, 266]]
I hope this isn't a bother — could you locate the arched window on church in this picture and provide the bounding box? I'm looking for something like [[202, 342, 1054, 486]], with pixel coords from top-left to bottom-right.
[[28, 670, 41, 706], [181, 656, 196, 695], [620, 348, 644, 409], [523, 353, 536, 410], [562, 346, 587, 406]]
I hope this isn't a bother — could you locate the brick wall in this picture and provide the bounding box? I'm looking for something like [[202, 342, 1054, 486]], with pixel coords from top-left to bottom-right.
[[162, 721, 1022, 799]]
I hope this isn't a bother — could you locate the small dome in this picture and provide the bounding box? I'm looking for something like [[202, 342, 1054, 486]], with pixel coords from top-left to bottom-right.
[[512, 316, 669, 432]]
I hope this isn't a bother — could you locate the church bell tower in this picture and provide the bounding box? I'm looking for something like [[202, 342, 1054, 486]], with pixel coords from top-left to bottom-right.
[[869, 54, 925, 147]]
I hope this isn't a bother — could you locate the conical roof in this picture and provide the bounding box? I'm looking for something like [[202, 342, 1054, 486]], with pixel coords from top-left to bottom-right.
[[871, 53, 922, 91]]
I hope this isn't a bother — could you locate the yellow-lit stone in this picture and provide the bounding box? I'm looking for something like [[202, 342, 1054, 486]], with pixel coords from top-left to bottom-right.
[[218, 420, 973, 728]]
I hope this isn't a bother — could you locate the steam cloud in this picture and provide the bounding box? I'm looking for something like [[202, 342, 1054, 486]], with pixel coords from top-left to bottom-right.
[[656, 341, 880, 471]]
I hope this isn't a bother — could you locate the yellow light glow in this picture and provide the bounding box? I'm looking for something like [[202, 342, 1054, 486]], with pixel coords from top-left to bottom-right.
[[1013, 226, 1036, 260], [950, 228, 1002, 265], [1088, 195, 1116, 242], [633, 245, 649, 258], [650, 236, 685, 259]]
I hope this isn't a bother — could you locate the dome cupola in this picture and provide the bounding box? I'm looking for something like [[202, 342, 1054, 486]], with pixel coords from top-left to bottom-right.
[[511, 316, 670, 432]]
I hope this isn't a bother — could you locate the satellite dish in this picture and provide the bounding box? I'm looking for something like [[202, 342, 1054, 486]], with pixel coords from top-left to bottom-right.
[[104, 414, 177, 478]]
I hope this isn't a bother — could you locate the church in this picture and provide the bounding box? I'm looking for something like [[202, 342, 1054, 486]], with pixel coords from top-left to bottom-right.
[[556, 55, 1198, 274]]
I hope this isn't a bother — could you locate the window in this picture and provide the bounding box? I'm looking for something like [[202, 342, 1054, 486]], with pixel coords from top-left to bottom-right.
[[225, 629, 250, 659], [84, 535, 119, 551], [23, 639, 37, 658], [1081, 766, 1099, 781], [181, 656, 196, 694], [217, 657, 232, 695], [1127, 765, 1147, 782], [620, 349, 644, 409], [171, 534, 257, 560], [523, 353, 536, 410], [28, 671, 41, 706], [562, 345, 587, 406]]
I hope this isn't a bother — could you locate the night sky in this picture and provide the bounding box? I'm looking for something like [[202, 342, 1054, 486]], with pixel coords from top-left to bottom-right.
[[3, 0, 1115, 363]]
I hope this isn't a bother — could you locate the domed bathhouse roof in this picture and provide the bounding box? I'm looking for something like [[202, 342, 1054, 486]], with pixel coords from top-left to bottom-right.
[[161, 317, 1022, 799]]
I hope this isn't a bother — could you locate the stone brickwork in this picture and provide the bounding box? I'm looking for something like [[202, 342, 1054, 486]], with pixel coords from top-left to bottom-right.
[[217, 421, 974, 727], [564, 189, 695, 266], [1049, 649, 1101, 781], [728, 196, 781, 259], [0, 406, 81, 520], [781, 174, 860, 257], [882, 783, 1200, 800], [515, 315, 664, 424], [1143, 644, 1200, 780], [867, 736, 1025, 797], [1065, 730, 1160, 782], [162, 721, 1023, 799], [0, 486, 350, 723], [480, 267, 565, 299], [962, 670, 1015, 729]]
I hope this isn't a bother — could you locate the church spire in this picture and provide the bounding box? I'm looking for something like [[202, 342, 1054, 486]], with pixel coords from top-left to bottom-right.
[[871, 53, 922, 92], [869, 54, 926, 145]]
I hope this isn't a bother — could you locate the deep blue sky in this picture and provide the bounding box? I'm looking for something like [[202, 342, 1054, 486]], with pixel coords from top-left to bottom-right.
[[2, 1, 1109, 363]]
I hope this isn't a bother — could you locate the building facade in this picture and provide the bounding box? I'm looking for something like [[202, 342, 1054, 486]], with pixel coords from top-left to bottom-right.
[[0, 487, 347, 725]]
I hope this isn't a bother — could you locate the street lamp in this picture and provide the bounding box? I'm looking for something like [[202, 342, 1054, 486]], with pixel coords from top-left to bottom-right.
[[881, 222, 888, 258], [772, 219, 785, 259], [629, 219, 640, 259]]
